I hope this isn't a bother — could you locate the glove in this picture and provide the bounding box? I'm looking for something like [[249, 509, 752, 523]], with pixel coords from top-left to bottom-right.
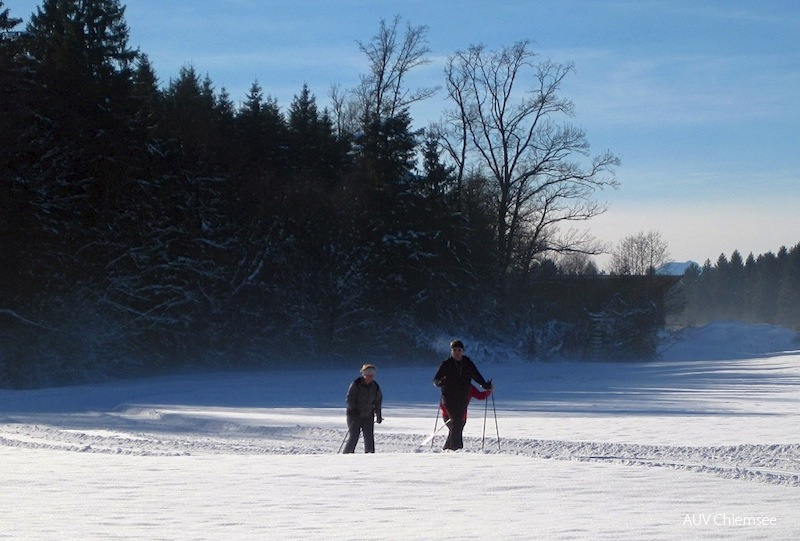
[[482, 380, 493, 390], [433, 378, 443, 387], [376, 415, 383, 424]]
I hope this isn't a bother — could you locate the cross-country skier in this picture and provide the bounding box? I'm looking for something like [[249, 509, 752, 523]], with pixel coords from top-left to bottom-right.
[[433, 340, 492, 450], [342, 364, 383, 453], [440, 383, 492, 424]]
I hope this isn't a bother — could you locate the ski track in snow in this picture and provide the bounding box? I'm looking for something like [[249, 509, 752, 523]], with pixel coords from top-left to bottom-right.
[[2, 408, 799, 488]]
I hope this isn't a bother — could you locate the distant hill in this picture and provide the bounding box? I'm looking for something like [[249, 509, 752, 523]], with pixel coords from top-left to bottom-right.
[[657, 261, 698, 276]]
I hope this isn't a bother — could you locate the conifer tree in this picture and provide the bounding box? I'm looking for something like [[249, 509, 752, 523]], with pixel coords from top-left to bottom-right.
[[776, 244, 800, 327], [235, 81, 288, 192], [287, 84, 347, 182], [0, 1, 30, 303], [27, 0, 137, 113], [22, 0, 140, 271]]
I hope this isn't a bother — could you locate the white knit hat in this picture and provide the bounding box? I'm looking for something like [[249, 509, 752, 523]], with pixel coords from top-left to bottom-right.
[[360, 363, 376, 375]]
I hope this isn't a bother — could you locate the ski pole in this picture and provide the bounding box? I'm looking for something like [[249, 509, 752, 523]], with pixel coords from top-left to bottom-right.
[[337, 430, 348, 454], [491, 389, 501, 451], [481, 388, 489, 451], [338, 419, 355, 454], [430, 399, 441, 449]]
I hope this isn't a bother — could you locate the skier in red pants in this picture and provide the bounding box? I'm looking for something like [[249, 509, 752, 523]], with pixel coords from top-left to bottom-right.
[[433, 339, 492, 450]]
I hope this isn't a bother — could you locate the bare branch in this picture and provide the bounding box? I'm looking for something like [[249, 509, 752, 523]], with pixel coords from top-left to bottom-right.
[[0, 308, 57, 331]]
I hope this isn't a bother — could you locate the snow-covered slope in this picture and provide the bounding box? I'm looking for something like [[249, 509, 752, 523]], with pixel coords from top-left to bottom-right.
[[1, 321, 799, 540]]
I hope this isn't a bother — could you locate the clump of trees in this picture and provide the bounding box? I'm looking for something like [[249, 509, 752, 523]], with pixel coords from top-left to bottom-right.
[[610, 231, 670, 276], [5, 1, 720, 388], [607, 231, 800, 334], [589, 231, 677, 359], [678, 245, 800, 329]]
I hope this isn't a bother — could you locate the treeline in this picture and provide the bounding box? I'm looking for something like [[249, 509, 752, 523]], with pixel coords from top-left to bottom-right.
[[678, 245, 800, 329], [0, 1, 678, 388]]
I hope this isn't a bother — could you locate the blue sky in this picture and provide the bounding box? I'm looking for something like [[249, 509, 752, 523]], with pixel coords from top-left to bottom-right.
[[9, 0, 800, 267]]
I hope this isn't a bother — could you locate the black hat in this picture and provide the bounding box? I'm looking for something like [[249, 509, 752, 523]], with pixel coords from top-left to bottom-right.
[[450, 340, 464, 349]]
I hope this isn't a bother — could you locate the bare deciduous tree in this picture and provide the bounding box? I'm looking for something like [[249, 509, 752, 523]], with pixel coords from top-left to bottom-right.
[[442, 40, 620, 278], [330, 15, 437, 136], [610, 231, 671, 275], [329, 83, 361, 137], [356, 15, 438, 119], [555, 252, 598, 276]]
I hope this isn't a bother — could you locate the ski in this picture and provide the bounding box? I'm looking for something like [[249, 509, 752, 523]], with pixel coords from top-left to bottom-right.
[[419, 419, 451, 448]]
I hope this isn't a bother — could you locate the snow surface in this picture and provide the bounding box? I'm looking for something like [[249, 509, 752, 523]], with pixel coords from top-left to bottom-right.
[[1, 321, 799, 540]]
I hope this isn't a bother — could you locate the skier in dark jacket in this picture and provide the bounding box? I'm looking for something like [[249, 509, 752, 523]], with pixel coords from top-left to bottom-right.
[[433, 340, 492, 450], [440, 384, 492, 424], [343, 363, 383, 453]]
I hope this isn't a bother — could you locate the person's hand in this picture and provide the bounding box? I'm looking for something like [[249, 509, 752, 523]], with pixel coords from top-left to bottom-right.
[[483, 380, 493, 391], [376, 416, 383, 424], [433, 378, 444, 387]]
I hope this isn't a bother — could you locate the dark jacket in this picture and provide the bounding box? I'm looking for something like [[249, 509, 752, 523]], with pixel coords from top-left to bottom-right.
[[433, 355, 489, 410], [346, 377, 383, 421], [440, 385, 490, 421]]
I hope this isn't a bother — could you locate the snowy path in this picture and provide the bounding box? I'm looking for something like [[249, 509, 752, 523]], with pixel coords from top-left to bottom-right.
[[2, 404, 799, 489]]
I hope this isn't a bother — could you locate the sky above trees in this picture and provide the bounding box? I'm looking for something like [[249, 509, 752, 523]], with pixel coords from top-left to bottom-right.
[[8, 0, 799, 265]]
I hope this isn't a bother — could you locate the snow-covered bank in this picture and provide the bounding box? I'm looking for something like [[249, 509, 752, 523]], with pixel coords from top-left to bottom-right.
[[1, 321, 799, 540], [658, 320, 799, 361]]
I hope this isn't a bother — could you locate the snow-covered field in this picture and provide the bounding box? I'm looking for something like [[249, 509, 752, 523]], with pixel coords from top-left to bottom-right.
[[2, 322, 799, 540]]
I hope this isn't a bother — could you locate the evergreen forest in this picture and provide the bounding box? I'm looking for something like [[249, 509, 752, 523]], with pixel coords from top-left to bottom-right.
[[1, 1, 798, 388]]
